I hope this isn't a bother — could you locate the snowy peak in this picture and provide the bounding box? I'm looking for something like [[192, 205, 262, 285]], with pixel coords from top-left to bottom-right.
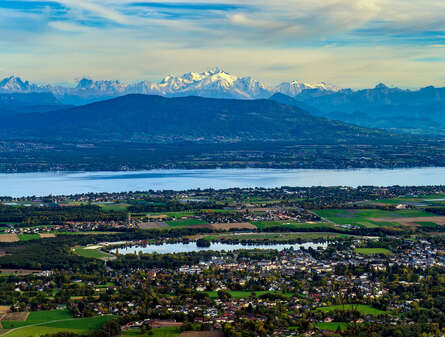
[[0, 70, 340, 103], [74, 78, 127, 94], [277, 80, 339, 96], [0, 76, 36, 92]]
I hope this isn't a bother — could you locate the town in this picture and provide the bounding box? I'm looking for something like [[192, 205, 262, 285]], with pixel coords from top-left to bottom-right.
[[0, 186, 445, 336]]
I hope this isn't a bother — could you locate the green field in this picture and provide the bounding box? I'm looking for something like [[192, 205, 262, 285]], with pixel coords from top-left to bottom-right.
[[316, 304, 388, 315], [355, 248, 393, 256], [203, 290, 292, 299], [1, 310, 73, 329], [252, 221, 335, 230], [1, 315, 115, 337], [123, 327, 181, 337], [374, 194, 445, 206], [166, 219, 206, 227], [313, 209, 436, 228], [18, 234, 41, 241], [56, 231, 119, 236], [417, 222, 439, 228], [315, 322, 348, 332], [97, 203, 130, 211], [73, 247, 111, 259], [147, 211, 196, 218], [204, 232, 352, 242]]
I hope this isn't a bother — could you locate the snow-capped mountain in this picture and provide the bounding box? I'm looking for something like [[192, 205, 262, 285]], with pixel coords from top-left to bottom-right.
[[131, 69, 273, 99], [0, 69, 339, 104], [277, 80, 339, 96], [0, 76, 40, 92]]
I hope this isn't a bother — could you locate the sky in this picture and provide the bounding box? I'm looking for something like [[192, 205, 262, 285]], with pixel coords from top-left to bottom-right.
[[1, 0, 445, 88]]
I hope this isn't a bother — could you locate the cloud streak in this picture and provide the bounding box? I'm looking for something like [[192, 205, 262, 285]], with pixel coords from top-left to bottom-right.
[[2, 0, 445, 87]]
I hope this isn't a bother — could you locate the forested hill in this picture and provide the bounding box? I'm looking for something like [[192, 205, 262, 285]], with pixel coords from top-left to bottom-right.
[[0, 94, 414, 144]]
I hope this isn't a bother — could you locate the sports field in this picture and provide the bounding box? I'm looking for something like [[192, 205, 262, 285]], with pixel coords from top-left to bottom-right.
[[315, 322, 348, 332], [316, 304, 388, 315], [355, 248, 393, 256], [73, 247, 111, 259]]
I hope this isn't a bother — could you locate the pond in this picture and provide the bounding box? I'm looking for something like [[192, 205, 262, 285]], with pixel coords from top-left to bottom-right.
[[115, 241, 328, 255]]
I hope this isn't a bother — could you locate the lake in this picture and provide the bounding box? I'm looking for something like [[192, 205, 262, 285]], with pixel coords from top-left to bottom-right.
[[115, 241, 327, 255], [0, 167, 444, 197]]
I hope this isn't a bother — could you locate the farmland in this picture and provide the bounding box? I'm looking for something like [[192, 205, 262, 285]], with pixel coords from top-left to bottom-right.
[[166, 219, 206, 227], [179, 331, 224, 337], [313, 208, 439, 228], [1, 309, 73, 329], [0, 315, 115, 337], [0, 186, 444, 337], [252, 221, 335, 230], [203, 232, 353, 242], [123, 327, 181, 337], [0, 234, 18, 243], [18, 234, 41, 241]]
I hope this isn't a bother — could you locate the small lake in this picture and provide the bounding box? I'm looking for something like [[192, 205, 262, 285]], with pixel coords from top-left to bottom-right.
[[0, 167, 444, 197], [115, 242, 327, 255]]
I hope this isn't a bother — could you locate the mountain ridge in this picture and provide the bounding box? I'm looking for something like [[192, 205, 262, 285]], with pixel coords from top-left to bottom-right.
[[0, 69, 338, 104], [0, 94, 411, 145]]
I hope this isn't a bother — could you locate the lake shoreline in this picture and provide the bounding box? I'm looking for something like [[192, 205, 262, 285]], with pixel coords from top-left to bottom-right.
[[1, 167, 445, 197]]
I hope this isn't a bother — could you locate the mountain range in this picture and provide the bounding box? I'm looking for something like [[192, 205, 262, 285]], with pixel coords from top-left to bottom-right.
[[0, 94, 409, 145], [0, 69, 338, 105], [270, 85, 445, 135], [1, 69, 444, 136]]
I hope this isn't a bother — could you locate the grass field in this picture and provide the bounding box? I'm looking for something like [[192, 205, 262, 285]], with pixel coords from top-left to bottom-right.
[[98, 203, 130, 211], [203, 290, 292, 299], [204, 232, 352, 242], [417, 222, 439, 228], [315, 322, 348, 332], [147, 211, 196, 218], [316, 304, 388, 315], [252, 221, 335, 230], [1, 310, 73, 329], [313, 209, 436, 228], [73, 247, 111, 259], [355, 248, 393, 256], [374, 194, 445, 206], [123, 327, 181, 337], [1, 315, 115, 337], [166, 219, 206, 227], [18, 234, 41, 241], [56, 231, 119, 236]]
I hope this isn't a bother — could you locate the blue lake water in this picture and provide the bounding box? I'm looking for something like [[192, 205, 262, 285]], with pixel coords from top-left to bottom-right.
[[0, 167, 444, 197], [115, 241, 327, 255]]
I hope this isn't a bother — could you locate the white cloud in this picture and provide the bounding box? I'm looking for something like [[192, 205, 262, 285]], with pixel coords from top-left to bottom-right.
[[4, 0, 445, 87], [49, 21, 90, 32], [54, 0, 131, 24]]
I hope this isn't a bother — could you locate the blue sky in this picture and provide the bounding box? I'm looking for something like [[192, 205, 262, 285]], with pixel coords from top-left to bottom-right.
[[1, 0, 445, 88]]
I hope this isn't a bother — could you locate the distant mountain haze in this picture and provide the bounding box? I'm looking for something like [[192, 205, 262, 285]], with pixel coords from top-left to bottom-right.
[[270, 87, 445, 136], [0, 92, 71, 116]]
